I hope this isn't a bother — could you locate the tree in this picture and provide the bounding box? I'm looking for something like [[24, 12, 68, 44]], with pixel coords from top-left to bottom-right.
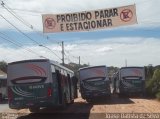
[[146, 69, 160, 98], [145, 65, 154, 80], [0, 61, 7, 73], [152, 69, 160, 94]]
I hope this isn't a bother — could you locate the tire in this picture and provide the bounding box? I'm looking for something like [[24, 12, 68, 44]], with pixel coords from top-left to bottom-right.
[[62, 94, 67, 109], [119, 93, 124, 98], [140, 92, 146, 98], [70, 99, 74, 104], [86, 98, 92, 103], [107, 94, 111, 99], [0, 94, 2, 102], [29, 107, 40, 113]]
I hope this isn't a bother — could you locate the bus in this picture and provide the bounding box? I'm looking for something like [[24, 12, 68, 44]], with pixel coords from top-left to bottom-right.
[[7, 59, 78, 112], [79, 65, 111, 102], [114, 67, 145, 96], [0, 75, 7, 102]]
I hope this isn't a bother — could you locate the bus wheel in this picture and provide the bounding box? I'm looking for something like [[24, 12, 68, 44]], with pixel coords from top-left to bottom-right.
[[0, 93, 2, 102], [62, 94, 67, 109], [118, 93, 124, 98], [70, 99, 74, 104], [29, 107, 40, 113], [86, 98, 92, 103]]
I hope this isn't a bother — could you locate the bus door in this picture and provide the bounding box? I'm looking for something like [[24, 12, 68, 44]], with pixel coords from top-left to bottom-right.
[[56, 70, 63, 104], [72, 76, 78, 98], [67, 74, 72, 100]]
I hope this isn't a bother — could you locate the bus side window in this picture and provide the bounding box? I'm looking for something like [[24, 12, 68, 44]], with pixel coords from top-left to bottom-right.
[[52, 73, 57, 82], [0, 80, 2, 87], [67, 74, 71, 84], [0, 80, 7, 87], [55, 70, 63, 103], [64, 75, 68, 87]]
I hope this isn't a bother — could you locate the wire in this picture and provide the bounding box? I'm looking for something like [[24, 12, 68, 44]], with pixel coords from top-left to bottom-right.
[[65, 50, 79, 59], [1, 3, 33, 29], [2, 0, 160, 35], [0, 38, 28, 59], [0, 13, 62, 60], [1, 1, 49, 43], [81, 59, 87, 65], [0, 14, 41, 45], [0, 3, 44, 14], [1, 1, 63, 56], [0, 32, 46, 58], [64, 53, 72, 63], [40, 45, 62, 60], [64, 49, 87, 65]]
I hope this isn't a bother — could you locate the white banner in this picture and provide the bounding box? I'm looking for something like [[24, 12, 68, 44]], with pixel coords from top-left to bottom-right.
[[42, 4, 137, 33]]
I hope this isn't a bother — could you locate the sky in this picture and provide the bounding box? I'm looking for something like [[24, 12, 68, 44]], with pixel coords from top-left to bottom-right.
[[0, 0, 160, 67]]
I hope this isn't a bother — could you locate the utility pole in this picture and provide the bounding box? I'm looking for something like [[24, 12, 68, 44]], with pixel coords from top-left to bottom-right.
[[62, 41, 65, 65], [79, 56, 80, 67], [125, 59, 127, 67]]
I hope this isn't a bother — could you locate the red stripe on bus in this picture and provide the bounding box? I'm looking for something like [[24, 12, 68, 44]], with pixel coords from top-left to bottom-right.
[[26, 65, 42, 75], [31, 64, 47, 76]]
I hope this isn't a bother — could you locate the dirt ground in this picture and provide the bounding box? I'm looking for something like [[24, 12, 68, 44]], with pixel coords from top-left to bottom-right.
[[14, 95, 160, 113], [1, 94, 160, 119]]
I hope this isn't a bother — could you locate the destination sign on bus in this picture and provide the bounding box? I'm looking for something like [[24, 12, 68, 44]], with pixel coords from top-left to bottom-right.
[[42, 4, 137, 33]]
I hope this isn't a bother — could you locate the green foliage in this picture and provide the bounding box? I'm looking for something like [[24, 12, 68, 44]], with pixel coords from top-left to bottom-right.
[[145, 65, 154, 80], [108, 66, 119, 77], [0, 61, 7, 73], [146, 69, 160, 98], [156, 92, 160, 100]]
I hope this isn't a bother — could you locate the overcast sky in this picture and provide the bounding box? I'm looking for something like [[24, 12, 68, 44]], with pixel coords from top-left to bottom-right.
[[0, 0, 160, 67]]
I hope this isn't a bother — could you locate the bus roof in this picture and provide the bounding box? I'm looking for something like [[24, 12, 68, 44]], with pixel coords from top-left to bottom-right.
[[120, 67, 144, 69], [0, 75, 7, 79], [50, 60, 74, 74], [8, 59, 74, 74], [8, 59, 49, 65], [79, 65, 106, 71]]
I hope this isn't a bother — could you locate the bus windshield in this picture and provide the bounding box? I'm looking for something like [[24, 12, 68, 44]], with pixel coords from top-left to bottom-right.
[[79, 66, 106, 80], [83, 77, 106, 90], [7, 60, 49, 86], [120, 67, 145, 81]]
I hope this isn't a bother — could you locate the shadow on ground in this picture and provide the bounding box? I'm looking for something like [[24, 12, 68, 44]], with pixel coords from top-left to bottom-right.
[[15, 94, 149, 119], [87, 94, 135, 105], [16, 102, 93, 119]]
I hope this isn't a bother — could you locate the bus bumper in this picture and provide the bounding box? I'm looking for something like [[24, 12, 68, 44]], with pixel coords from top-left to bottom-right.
[[9, 99, 58, 109], [120, 88, 143, 94], [84, 91, 111, 99]]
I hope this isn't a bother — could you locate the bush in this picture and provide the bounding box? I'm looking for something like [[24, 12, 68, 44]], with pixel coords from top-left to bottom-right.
[[0, 61, 7, 73], [145, 79, 155, 97], [145, 69, 160, 98], [156, 92, 160, 100]]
